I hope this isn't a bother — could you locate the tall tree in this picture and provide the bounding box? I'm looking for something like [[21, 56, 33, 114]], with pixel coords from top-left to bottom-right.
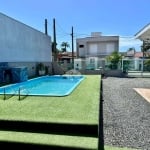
[[61, 42, 70, 52]]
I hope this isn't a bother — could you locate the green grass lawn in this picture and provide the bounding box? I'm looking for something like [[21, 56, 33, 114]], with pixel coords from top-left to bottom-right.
[[0, 131, 138, 150], [0, 75, 139, 150], [0, 75, 100, 124], [0, 75, 99, 149]]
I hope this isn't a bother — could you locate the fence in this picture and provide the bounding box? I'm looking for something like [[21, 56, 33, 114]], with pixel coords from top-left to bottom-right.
[[57, 58, 106, 72], [57, 58, 150, 77], [122, 58, 150, 77]]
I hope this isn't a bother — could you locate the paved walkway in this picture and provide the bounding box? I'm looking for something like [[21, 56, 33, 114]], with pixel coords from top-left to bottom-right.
[[102, 77, 150, 150], [134, 88, 150, 103]]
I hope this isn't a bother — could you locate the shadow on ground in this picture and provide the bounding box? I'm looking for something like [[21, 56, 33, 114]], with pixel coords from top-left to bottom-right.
[[0, 119, 98, 150]]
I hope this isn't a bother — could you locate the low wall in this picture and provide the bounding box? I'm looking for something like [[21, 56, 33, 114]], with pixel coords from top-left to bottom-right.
[[0, 62, 66, 84], [75, 69, 126, 77], [104, 70, 127, 77], [80, 69, 101, 75]]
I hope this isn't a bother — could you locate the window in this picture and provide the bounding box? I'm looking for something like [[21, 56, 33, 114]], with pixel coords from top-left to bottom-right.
[[79, 45, 84, 48], [89, 43, 97, 54], [106, 43, 115, 53]]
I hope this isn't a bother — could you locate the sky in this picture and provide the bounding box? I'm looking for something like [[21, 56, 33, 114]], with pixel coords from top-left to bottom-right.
[[0, 0, 149, 52]]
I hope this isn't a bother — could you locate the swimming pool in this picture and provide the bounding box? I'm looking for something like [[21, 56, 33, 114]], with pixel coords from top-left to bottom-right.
[[0, 75, 85, 96]]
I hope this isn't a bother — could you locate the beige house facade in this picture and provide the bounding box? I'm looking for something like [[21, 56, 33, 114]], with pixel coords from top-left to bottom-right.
[[74, 32, 119, 70], [76, 32, 119, 58]]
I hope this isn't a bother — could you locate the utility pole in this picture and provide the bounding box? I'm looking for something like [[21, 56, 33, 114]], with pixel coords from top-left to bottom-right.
[[45, 19, 48, 35], [53, 18, 57, 61], [71, 26, 74, 69]]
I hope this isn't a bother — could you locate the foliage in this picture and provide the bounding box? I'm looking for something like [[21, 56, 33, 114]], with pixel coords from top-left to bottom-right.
[[106, 51, 122, 69], [61, 42, 70, 52], [141, 39, 150, 57], [37, 63, 45, 71], [128, 47, 135, 51], [122, 60, 130, 73], [144, 58, 150, 71], [52, 42, 60, 61]]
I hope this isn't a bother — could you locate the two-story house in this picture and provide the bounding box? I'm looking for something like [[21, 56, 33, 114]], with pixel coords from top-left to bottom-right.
[[75, 32, 119, 70], [76, 32, 119, 58]]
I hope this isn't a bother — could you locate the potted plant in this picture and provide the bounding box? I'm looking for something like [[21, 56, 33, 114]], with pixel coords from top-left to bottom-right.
[[37, 63, 45, 76]]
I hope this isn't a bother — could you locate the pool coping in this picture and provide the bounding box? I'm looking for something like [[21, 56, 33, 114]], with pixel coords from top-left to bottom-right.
[[0, 75, 85, 97]]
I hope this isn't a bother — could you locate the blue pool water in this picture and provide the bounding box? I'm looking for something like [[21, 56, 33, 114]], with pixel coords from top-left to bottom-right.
[[0, 75, 85, 96]]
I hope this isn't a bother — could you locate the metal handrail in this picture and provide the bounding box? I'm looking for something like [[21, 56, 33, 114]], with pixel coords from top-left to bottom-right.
[[18, 86, 29, 100], [3, 86, 17, 100]]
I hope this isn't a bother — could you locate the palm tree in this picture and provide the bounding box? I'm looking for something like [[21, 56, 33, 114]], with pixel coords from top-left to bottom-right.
[[61, 42, 70, 52]]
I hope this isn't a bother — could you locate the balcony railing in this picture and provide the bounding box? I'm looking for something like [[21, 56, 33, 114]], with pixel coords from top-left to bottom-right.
[[79, 52, 112, 57]]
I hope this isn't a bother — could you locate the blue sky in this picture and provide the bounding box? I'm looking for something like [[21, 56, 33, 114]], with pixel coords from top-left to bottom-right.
[[0, 0, 149, 52]]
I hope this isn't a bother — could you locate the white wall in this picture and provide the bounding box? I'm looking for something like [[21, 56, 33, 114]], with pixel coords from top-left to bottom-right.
[[0, 13, 52, 62]]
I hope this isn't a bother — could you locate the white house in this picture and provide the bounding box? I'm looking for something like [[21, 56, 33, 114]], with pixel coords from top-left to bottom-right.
[[75, 32, 119, 70], [122, 23, 150, 73], [0, 12, 52, 81], [76, 32, 119, 58]]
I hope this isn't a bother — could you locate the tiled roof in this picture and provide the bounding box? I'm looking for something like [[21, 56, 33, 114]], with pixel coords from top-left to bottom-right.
[[134, 52, 143, 58]]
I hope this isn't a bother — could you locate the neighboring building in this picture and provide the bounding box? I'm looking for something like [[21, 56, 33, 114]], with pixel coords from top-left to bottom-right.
[[56, 52, 76, 71], [135, 23, 150, 57], [57, 52, 76, 63], [75, 32, 119, 70], [134, 52, 143, 58], [0, 12, 52, 82], [126, 48, 136, 58], [122, 49, 143, 59], [76, 32, 119, 58]]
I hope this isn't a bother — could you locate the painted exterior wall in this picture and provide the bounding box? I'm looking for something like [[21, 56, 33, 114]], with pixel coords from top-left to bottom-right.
[[0, 12, 52, 62], [76, 33, 119, 58]]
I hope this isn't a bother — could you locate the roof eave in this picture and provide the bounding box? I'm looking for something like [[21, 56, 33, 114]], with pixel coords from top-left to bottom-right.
[[135, 23, 150, 40]]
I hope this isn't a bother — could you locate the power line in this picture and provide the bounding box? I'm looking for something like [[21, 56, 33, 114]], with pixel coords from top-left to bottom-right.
[[55, 20, 70, 35]]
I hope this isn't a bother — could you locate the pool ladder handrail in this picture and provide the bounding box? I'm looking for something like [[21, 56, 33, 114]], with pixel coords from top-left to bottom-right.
[[18, 86, 30, 100], [3, 86, 18, 100]]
